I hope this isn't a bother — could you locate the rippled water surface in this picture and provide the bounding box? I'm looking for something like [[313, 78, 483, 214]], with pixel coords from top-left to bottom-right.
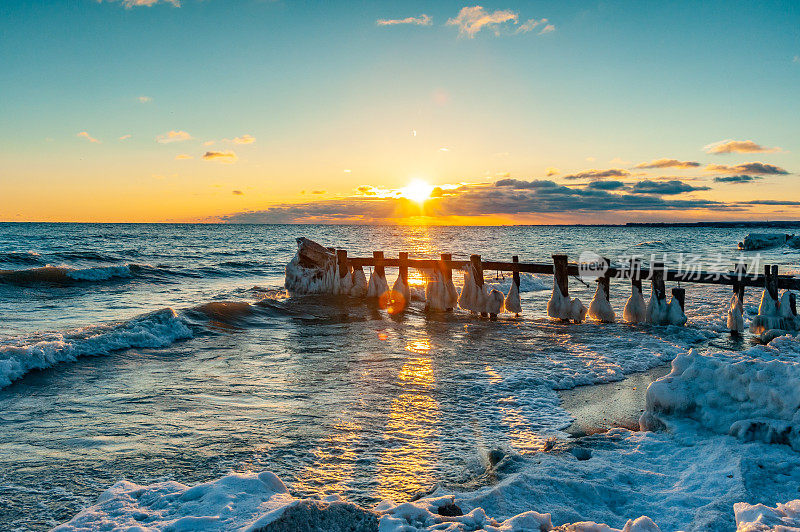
[[1, 223, 799, 530]]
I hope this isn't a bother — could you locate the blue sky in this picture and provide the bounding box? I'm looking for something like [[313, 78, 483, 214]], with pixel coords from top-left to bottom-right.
[[1, 0, 798, 222]]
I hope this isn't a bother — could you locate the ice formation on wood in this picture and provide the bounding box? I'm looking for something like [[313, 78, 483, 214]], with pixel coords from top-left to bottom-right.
[[646, 293, 687, 326], [504, 282, 522, 314], [458, 265, 486, 313], [623, 285, 647, 323], [546, 281, 586, 323], [351, 269, 367, 297], [424, 271, 449, 312], [444, 275, 458, 310], [750, 289, 799, 339], [727, 291, 744, 333], [485, 289, 505, 315], [588, 283, 615, 323], [391, 275, 410, 311], [366, 269, 389, 299]]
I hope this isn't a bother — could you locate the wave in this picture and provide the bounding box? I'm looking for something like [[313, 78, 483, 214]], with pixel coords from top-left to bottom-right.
[[0, 251, 43, 265], [0, 308, 193, 390], [0, 263, 183, 285]]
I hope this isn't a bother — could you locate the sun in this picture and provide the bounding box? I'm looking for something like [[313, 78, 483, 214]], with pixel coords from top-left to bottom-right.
[[400, 180, 434, 204]]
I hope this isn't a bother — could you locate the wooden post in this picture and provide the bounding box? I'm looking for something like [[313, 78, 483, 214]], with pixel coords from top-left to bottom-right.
[[512, 255, 521, 291], [765, 264, 778, 303], [373, 251, 385, 278], [441, 253, 453, 311], [336, 249, 349, 279], [552, 255, 569, 298], [732, 262, 746, 305], [651, 262, 666, 303], [671, 287, 686, 311], [398, 252, 408, 284], [470, 254, 487, 317]]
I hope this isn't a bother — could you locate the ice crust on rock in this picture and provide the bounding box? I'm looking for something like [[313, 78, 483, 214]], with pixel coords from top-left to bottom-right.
[[623, 285, 647, 323], [547, 282, 587, 323], [504, 282, 522, 314], [588, 283, 615, 323], [738, 233, 791, 251]]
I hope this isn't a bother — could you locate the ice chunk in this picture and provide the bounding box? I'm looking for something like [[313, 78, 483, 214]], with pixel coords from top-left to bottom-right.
[[665, 297, 687, 326], [444, 275, 459, 310], [645, 294, 668, 325], [504, 281, 522, 314], [726, 291, 744, 333], [640, 346, 800, 450], [547, 281, 587, 323], [738, 233, 790, 251], [623, 285, 646, 323], [366, 269, 389, 298], [734, 500, 800, 530], [588, 283, 615, 323], [336, 265, 353, 295]]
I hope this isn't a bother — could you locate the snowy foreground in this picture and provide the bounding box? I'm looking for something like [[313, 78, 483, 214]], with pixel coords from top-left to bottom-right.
[[56, 336, 800, 531]]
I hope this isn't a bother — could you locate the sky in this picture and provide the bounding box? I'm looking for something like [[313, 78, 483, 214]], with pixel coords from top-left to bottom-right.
[[1, 0, 799, 224]]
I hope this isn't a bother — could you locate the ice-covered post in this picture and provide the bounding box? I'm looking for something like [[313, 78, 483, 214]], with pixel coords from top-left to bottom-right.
[[398, 252, 408, 284], [441, 253, 453, 311], [630, 258, 643, 294], [765, 264, 779, 303], [374, 251, 385, 278], [671, 287, 685, 311], [598, 256, 611, 302], [470, 254, 487, 317], [512, 255, 521, 293], [336, 250, 349, 279], [729, 263, 746, 335], [553, 254, 569, 300], [651, 262, 666, 304]]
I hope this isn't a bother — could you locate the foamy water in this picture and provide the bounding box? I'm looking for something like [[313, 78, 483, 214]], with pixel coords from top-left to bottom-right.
[[1, 223, 799, 530]]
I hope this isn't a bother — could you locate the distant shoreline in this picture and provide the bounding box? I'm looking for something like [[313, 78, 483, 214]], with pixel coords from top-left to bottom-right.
[[2, 220, 800, 227]]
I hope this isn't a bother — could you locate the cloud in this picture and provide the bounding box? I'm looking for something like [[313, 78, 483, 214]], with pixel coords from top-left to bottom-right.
[[175, 154, 193, 160], [447, 6, 518, 37], [562, 168, 630, 180], [77, 131, 100, 143], [138, 96, 152, 103], [713, 175, 762, 184], [705, 162, 789, 175], [156, 130, 192, 143], [119, 134, 132, 141], [516, 17, 547, 33], [704, 139, 781, 154], [545, 167, 559, 176], [231, 134, 256, 145], [538, 24, 555, 35], [738, 200, 800, 206], [218, 181, 733, 224], [377, 14, 432, 26], [630, 180, 710, 195], [202, 151, 237, 163], [311, 190, 326, 195], [586, 180, 626, 191], [101, 0, 180, 8], [232, 190, 244, 195], [634, 158, 701, 169]]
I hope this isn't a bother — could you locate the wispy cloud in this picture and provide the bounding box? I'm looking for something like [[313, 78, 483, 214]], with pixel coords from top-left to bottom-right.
[[138, 96, 152, 103], [175, 154, 193, 160], [634, 158, 700, 169], [119, 134, 132, 141], [515, 17, 546, 33], [704, 139, 781, 154], [230, 134, 255, 145], [377, 14, 432, 26], [447, 6, 518, 37], [101, 0, 180, 8], [202, 150, 237, 163], [232, 190, 244, 195], [705, 162, 789, 175], [538, 24, 555, 35], [545, 167, 559, 176], [562, 168, 630, 180], [156, 130, 192, 143], [713, 175, 762, 184], [77, 131, 100, 143]]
